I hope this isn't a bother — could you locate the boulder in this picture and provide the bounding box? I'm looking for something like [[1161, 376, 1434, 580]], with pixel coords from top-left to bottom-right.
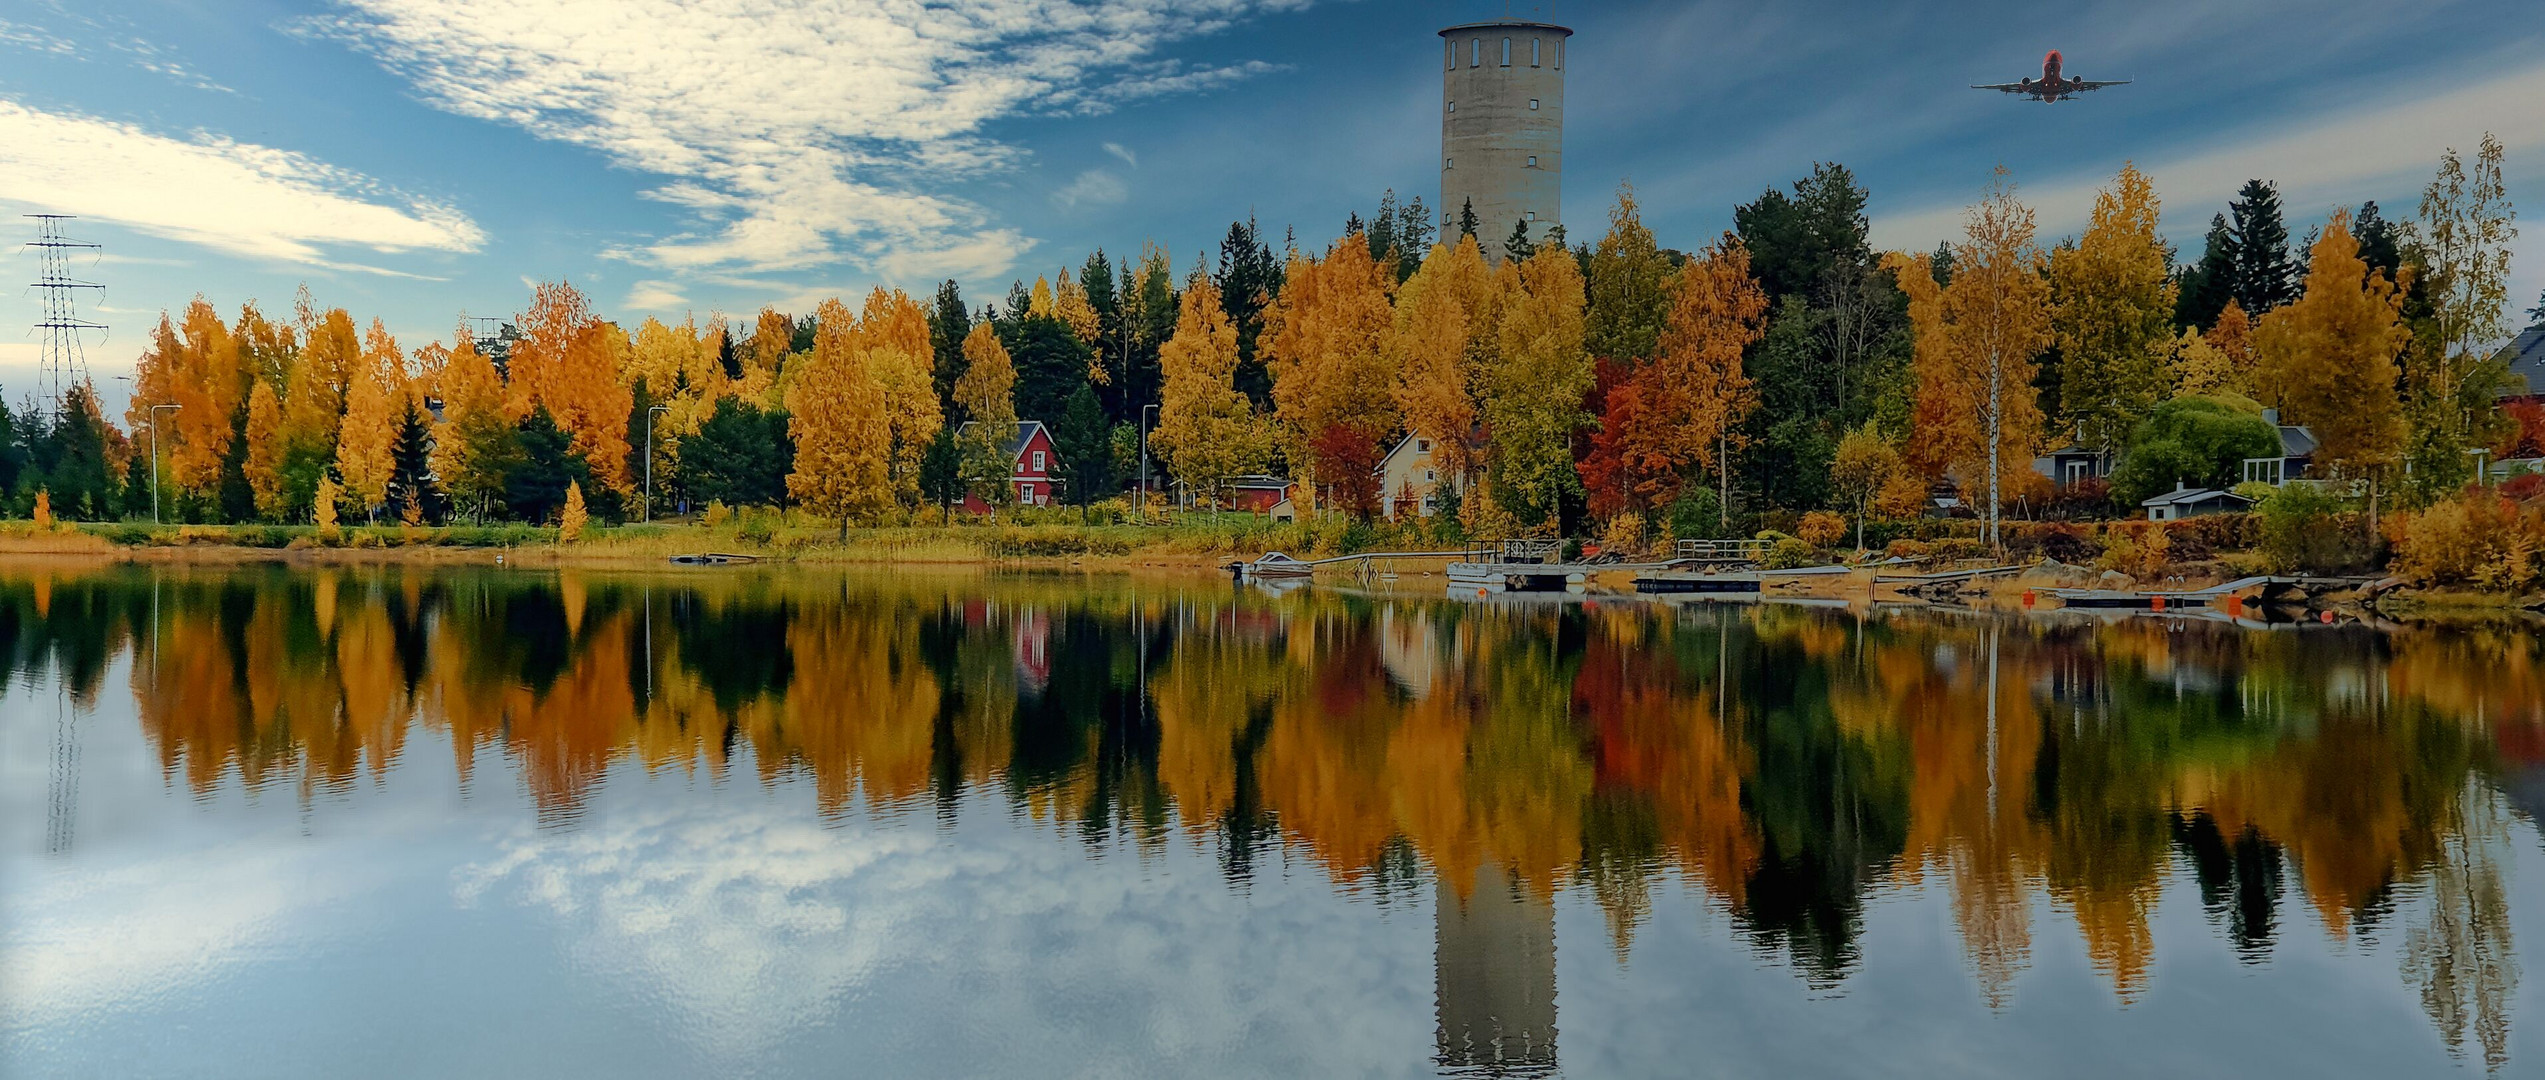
[[2096, 570, 2137, 590]]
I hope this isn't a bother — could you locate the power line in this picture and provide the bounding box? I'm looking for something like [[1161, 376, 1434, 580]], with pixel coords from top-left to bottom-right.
[[26, 213, 106, 421]]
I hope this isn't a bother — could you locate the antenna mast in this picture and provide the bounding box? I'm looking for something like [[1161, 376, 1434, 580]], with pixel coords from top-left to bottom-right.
[[26, 214, 105, 421]]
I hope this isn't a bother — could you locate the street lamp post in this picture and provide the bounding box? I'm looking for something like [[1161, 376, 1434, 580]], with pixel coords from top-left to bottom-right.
[[145, 403, 180, 525], [646, 404, 670, 522], [1139, 403, 1158, 519]]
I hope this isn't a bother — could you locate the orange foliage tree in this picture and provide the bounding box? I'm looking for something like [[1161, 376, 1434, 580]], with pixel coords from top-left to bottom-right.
[[2255, 211, 2412, 538], [1264, 234, 1400, 507], [509, 281, 635, 493], [787, 297, 891, 537]]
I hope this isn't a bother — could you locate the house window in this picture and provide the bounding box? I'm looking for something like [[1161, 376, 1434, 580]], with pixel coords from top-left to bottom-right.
[[1502, 38, 1511, 66], [1032, 450, 1046, 471], [1020, 483, 1034, 500], [1416, 438, 1431, 453], [1529, 99, 1539, 110], [1422, 497, 1436, 514], [1425, 470, 1436, 482], [1532, 39, 1541, 67]]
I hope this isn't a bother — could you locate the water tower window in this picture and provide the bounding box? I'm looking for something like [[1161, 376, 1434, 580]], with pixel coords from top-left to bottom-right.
[[1529, 99, 1539, 110], [1527, 211, 1537, 221], [1556, 39, 1564, 70], [1444, 158, 1453, 170], [1445, 41, 1453, 71], [1527, 157, 1537, 168], [1471, 39, 1481, 67], [1447, 101, 1455, 112], [1502, 38, 1512, 66], [1532, 39, 1541, 67]]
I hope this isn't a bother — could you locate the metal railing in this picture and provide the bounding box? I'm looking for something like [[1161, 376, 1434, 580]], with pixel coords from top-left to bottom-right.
[[1674, 539, 1769, 562]]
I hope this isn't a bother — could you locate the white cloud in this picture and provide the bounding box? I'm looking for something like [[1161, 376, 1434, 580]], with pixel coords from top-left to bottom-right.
[[1052, 168, 1129, 209], [316, 1, 1309, 283], [0, 98, 483, 269], [1103, 141, 1139, 168], [623, 280, 691, 313], [1871, 61, 2545, 252]]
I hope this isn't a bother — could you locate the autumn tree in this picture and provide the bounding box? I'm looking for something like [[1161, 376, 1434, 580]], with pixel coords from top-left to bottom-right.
[[336, 320, 405, 521], [243, 381, 286, 520], [1831, 423, 1899, 551], [852, 287, 946, 507], [954, 322, 1019, 511], [2254, 211, 2411, 543], [1885, 168, 2053, 550], [787, 297, 892, 538], [1263, 235, 1398, 510], [1580, 237, 1768, 519], [434, 329, 514, 522], [2051, 163, 2177, 453], [2403, 133, 2521, 500], [509, 281, 635, 494], [1484, 245, 1594, 529], [128, 299, 246, 506], [1154, 275, 1270, 506], [278, 307, 360, 517], [1585, 183, 1677, 364], [1390, 246, 1479, 489]]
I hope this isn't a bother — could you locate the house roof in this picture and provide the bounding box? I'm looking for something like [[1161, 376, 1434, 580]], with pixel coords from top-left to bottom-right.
[[2499, 325, 2545, 397], [954, 420, 1049, 460], [2141, 487, 2250, 508], [2277, 424, 2318, 459]]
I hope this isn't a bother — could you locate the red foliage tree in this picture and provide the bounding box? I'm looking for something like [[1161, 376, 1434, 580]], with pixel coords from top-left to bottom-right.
[[1310, 423, 1383, 520]]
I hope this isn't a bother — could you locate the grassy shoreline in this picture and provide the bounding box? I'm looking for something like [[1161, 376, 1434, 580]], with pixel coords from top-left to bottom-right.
[[0, 517, 1460, 570]]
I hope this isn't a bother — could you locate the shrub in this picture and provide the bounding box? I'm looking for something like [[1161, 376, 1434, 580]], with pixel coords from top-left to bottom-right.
[[2098, 521, 2172, 578], [2006, 521, 2096, 564], [1796, 511, 1846, 549], [703, 500, 734, 529], [2257, 483, 2369, 574], [2391, 490, 2544, 590], [2043, 477, 2115, 521], [1602, 512, 1647, 557], [1664, 488, 1722, 540], [1763, 536, 1817, 569]]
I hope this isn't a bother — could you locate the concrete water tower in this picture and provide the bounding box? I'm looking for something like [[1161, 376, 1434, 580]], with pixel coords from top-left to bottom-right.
[[1439, 18, 1571, 257]]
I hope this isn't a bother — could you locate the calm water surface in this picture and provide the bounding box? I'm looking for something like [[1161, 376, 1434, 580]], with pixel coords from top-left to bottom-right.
[[4, 565, 2542, 1078]]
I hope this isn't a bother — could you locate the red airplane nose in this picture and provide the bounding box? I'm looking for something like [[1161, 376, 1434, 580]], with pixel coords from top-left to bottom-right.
[[2046, 49, 2062, 63]]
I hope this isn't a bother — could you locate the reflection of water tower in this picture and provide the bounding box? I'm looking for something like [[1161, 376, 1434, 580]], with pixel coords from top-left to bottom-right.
[[1439, 18, 1571, 255], [1435, 865, 1558, 1076]]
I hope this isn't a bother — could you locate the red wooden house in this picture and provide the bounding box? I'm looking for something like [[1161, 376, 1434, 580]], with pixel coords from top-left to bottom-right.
[[958, 420, 1060, 513]]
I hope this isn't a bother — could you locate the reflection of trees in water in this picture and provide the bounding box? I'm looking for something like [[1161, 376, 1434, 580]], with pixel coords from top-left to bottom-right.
[[7, 567, 2540, 1054]]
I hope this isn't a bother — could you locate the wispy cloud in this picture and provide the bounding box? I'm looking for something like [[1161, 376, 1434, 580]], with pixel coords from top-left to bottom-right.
[[1052, 169, 1129, 209], [1103, 142, 1139, 168], [314, 1, 1311, 284], [622, 280, 691, 313], [0, 99, 483, 269]]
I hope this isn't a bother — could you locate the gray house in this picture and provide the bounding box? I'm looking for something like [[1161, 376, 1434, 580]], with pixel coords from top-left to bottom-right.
[[2143, 484, 2252, 522], [2496, 325, 2545, 400], [2241, 409, 2319, 486]]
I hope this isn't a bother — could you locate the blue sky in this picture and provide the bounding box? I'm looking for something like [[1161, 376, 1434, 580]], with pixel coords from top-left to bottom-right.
[[3, 0, 2541, 419]]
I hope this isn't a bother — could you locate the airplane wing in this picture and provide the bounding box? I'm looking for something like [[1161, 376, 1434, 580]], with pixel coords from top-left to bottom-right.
[[2070, 79, 2130, 91], [1971, 82, 2033, 93]]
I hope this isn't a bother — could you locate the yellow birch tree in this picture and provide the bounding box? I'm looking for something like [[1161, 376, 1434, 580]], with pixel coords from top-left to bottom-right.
[[954, 323, 1019, 510], [336, 320, 405, 520], [1154, 276, 1269, 504], [2254, 211, 2411, 541], [787, 297, 892, 537], [2050, 163, 2177, 454]]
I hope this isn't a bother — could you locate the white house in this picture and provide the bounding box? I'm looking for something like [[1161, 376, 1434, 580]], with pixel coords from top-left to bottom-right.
[[1375, 432, 1454, 520]]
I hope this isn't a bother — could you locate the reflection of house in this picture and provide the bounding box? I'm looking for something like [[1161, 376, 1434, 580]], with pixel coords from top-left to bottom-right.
[[1436, 865, 1557, 1077], [957, 420, 1059, 512], [1171, 474, 1293, 513], [2492, 325, 2545, 400], [2240, 409, 2318, 487], [1377, 433, 1454, 520], [1011, 608, 1051, 692], [2142, 483, 2251, 522], [1378, 608, 1440, 699]]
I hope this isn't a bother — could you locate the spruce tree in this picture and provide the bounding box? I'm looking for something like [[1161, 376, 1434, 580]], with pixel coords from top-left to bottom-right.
[[2227, 179, 2298, 315], [2174, 213, 2239, 329], [1503, 217, 1537, 263], [1215, 217, 1282, 409], [2353, 201, 2403, 284], [217, 402, 256, 523], [918, 423, 963, 523], [386, 397, 445, 524], [1055, 383, 1113, 521], [1458, 198, 1480, 241], [928, 281, 969, 414]]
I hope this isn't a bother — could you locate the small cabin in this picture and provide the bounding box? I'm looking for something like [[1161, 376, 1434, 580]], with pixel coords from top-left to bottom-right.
[[2141, 484, 2251, 522], [1173, 474, 1293, 514], [957, 420, 1059, 512]]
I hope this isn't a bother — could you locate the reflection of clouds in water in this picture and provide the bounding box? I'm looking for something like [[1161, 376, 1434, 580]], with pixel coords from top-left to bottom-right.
[[455, 795, 1434, 1076], [4, 842, 354, 1030]]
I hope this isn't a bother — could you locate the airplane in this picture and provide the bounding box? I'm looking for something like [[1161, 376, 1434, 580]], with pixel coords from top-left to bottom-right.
[[1973, 50, 2129, 102]]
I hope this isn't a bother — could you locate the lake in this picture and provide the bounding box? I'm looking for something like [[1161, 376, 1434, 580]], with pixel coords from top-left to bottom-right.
[[4, 564, 2541, 1078]]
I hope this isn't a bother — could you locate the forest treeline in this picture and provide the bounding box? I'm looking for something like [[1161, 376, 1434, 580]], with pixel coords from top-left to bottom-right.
[[6, 140, 2536, 563]]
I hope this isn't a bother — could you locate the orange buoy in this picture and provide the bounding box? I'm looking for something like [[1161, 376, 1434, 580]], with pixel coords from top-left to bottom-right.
[[2022, 589, 2037, 608], [2320, 609, 2335, 624], [2151, 595, 2165, 611]]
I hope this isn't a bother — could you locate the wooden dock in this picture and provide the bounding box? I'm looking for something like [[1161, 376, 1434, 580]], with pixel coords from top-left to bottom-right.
[[2044, 576, 2322, 610]]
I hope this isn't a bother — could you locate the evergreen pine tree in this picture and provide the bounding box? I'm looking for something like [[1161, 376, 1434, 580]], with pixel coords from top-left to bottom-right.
[[1215, 216, 1283, 410], [386, 397, 445, 524], [928, 280, 970, 416], [1055, 383, 1114, 521], [918, 423, 963, 523], [2353, 200, 2404, 284], [2529, 287, 2545, 327], [2227, 179, 2298, 315], [2175, 213, 2239, 329], [120, 453, 151, 521], [1504, 217, 1537, 263], [0, 400, 23, 495], [1458, 198, 1480, 241], [217, 401, 256, 523]]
